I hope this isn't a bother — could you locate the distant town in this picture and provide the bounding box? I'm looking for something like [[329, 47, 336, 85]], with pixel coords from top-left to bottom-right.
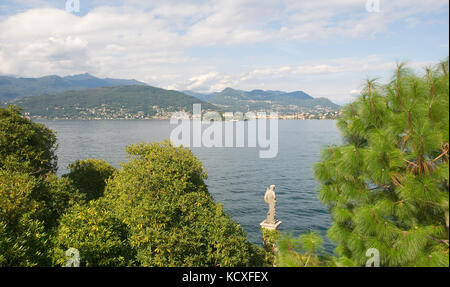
[[23, 105, 341, 120]]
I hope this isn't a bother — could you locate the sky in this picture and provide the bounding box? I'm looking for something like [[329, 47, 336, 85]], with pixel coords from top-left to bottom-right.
[[0, 0, 448, 104]]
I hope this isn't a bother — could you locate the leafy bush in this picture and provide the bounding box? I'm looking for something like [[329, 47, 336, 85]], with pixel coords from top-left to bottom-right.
[[261, 228, 280, 266], [65, 159, 116, 201], [0, 168, 84, 267], [0, 106, 84, 266], [0, 105, 57, 175], [53, 199, 135, 267], [0, 169, 52, 266], [102, 141, 266, 267]]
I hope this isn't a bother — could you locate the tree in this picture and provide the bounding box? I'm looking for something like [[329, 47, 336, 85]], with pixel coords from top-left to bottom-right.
[[314, 59, 449, 266], [0, 169, 52, 266], [64, 158, 116, 201], [53, 199, 135, 267], [0, 106, 83, 266], [276, 231, 337, 267], [0, 168, 83, 267], [53, 141, 266, 267], [0, 105, 57, 176], [102, 141, 265, 267]]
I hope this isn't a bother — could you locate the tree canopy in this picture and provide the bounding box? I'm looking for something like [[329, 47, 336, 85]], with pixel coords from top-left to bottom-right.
[[0, 105, 57, 175], [0, 107, 83, 266], [0, 168, 82, 266], [64, 158, 116, 201], [64, 141, 265, 267], [313, 59, 449, 266]]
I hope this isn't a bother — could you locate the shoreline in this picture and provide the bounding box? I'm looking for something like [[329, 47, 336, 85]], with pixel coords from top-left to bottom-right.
[[31, 117, 340, 121]]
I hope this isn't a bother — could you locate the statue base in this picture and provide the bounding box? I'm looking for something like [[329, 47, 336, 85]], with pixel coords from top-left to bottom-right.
[[260, 220, 282, 230]]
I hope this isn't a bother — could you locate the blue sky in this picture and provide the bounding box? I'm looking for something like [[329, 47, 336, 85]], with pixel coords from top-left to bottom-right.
[[0, 0, 448, 104]]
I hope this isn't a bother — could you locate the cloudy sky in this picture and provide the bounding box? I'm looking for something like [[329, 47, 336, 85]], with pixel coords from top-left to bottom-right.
[[0, 0, 448, 104]]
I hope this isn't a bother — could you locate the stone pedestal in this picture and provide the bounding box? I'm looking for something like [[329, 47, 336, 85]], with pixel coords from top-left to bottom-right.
[[260, 220, 282, 230]]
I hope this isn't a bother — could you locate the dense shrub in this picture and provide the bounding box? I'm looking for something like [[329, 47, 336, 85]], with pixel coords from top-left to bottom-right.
[[0, 106, 84, 266], [0, 105, 57, 175], [103, 141, 266, 267], [53, 199, 135, 267], [0, 169, 52, 266], [65, 159, 116, 201]]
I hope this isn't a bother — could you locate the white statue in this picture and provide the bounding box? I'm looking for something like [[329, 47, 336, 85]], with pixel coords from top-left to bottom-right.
[[264, 184, 277, 224]]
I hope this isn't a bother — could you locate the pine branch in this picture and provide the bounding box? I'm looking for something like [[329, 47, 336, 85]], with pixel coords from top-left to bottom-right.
[[304, 254, 311, 267], [428, 236, 449, 247]]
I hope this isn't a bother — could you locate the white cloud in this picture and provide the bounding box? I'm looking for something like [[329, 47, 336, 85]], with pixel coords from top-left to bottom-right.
[[186, 72, 237, 93], [0, 0, 447, 103], [350, 89, 360, 95]]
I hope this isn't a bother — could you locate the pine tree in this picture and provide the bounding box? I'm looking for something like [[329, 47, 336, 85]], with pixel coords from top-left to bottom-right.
[[314, 59, 449, 267], [276, 231, 336, 267]]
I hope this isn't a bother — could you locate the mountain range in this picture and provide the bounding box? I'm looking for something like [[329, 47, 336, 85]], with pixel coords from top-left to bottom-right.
[[11, 85, 216, 119], [184, 88, 313, 101], [0, 73, 147, 101], [1, 73, 340, 119], [184, 88, 339, 112]]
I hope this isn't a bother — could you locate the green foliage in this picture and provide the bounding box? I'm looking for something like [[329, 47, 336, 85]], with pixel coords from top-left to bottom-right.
[[0, 105, 57, 175], [0, 216, 50, 267], [35, 174, 85, 230], [207, 87, 339, 113], [0, 106, 84, 266], [276, 231, 336, 267], [53, 199, 135, 267], [0, 168, 83, 266], [64, 159, 116, 201], [261, 228, 281, 266], [101, 141, 266, 267], [314, 59, 449, 266], [0, 169, 52, 266], [51, 141, 267, 266], [11, 85, 217, 119]]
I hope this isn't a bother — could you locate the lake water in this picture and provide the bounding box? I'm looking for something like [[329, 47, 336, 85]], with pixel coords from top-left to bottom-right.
[[39, 119, 341, 251]]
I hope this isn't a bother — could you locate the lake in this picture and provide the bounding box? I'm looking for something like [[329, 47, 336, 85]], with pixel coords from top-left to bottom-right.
[[39, 119, 342, 251]]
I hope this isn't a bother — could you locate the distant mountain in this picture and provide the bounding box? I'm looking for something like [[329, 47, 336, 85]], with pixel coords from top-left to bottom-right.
[[10, 85, 216, 119], [182, 90, 215, 102], [64, 73, 146, 88], [1, 73, 340, 118], [244, 89, 313, 101], [0, 73, 148, 101], [184, 88, 339, 112]]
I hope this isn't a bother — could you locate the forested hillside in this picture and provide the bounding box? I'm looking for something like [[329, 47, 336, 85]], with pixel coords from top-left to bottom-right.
[[186, 88, 339, 112], [9, 85, 216, 119]]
